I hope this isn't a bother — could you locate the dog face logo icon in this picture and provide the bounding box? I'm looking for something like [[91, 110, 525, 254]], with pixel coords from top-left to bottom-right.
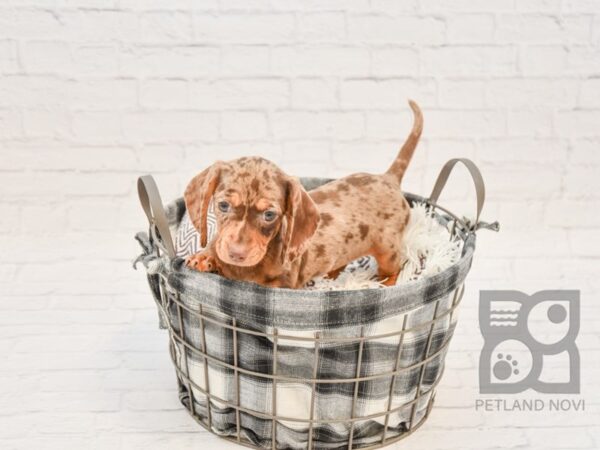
[[479, 290, 580, 394]]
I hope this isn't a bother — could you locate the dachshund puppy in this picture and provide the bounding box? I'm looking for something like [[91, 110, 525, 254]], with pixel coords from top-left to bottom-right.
[[185, 100, 423, 288]]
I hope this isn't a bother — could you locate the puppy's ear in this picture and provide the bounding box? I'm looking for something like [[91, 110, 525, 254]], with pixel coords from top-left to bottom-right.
[[184, 163, 222, 248], [283, 177, 320, 263]]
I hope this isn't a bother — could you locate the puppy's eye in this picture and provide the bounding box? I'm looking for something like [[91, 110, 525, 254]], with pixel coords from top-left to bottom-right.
[[263, 210, 277, 222], [217, 201, 230, 213]]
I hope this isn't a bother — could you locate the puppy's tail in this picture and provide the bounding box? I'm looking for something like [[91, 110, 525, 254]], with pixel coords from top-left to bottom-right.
[[385, 100, 423, 184]]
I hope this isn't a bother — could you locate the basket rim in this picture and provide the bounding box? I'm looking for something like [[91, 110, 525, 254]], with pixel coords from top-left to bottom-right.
[[171, 226, 473, 299]]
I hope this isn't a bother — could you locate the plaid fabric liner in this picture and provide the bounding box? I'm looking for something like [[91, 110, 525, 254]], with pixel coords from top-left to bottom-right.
[[135, 178, 476, 450]]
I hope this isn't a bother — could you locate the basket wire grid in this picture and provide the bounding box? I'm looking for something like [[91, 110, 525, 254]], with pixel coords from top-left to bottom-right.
[[152, 247, 465, 450]]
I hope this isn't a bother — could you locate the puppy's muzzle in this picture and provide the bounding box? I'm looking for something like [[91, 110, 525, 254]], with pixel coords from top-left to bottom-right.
[[227, 244, 247, 264]]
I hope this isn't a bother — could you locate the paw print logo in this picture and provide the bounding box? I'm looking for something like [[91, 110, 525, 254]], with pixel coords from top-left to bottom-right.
[[494, 353, 519, 380], [483, 338, 532, 387], [479, 290, 579, 394]]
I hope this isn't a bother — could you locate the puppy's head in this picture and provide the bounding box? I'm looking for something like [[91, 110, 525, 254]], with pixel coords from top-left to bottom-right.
[[184, 157, 320, 267]]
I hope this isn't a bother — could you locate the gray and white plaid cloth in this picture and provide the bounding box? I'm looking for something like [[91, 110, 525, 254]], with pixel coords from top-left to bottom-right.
[[135, 179, 476, 450]]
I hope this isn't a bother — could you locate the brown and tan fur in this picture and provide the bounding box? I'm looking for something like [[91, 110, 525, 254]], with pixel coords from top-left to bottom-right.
[[185, 100, 424, 289]]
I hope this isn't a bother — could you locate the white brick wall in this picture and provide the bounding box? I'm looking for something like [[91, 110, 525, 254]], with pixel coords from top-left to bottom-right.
[[1, 2, 599, 449]]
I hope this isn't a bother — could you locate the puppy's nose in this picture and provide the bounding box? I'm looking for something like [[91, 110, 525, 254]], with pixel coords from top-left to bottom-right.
[[228, 246, 247, 263]]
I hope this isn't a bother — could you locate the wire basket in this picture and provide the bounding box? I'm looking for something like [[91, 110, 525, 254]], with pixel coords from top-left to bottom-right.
[[134, 159, 498, 450]]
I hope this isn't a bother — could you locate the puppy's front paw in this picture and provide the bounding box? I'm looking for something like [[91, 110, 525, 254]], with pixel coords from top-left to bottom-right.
[[186, 253, 218, 273]]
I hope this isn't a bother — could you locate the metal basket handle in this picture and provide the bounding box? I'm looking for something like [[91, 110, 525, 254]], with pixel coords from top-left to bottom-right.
[[137, 175, 176, 258], [428, 158, 499, 232]]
